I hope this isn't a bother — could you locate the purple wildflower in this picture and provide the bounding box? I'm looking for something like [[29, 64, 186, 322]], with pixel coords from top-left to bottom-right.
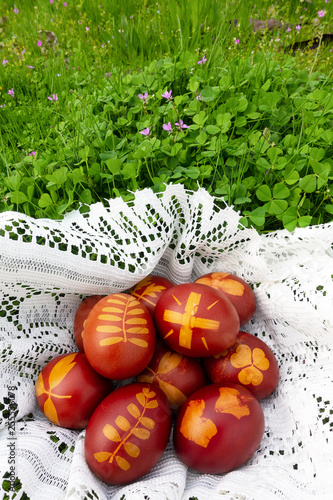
[[139, 127, 150, 136], [138, 92, 148, 102], [86, 27, 89, 31], [161, 90, 172, 100], [2, 59, 8, 65], [234, 39, 240, 45], [197, 55, 207, 64], [196, 92, 202, 101], [0, 105, 6, 108], [8, 88, 15, 98], [163, 122, 172, 132], [48, 94, 58, 101], [296, 25, 301, 31], [29, 151, 36, 157], [26, 65, 35, 69], [175, 119, 189, 129], [37, 40, 42, 47], [318, 10, 325, 17], [14, 8, 19, 14]]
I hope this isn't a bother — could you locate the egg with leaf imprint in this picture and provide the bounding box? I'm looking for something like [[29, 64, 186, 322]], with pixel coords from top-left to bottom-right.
[[83, 293, 156, 380], [195, 272, 256, 326], [136, 339, 207, 412], [84, 382, 172, 485], [128, 274, 174, 316], [203, 330, 279, 400], [173, 382, 265, 474], [35, 352, 113, 429]]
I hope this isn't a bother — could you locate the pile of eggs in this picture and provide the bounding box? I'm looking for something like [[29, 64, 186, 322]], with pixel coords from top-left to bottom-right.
[[35, 272, 279, 485]]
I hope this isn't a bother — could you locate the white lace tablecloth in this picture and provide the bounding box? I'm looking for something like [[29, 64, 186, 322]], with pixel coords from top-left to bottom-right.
[[0, 185, 332, 500]]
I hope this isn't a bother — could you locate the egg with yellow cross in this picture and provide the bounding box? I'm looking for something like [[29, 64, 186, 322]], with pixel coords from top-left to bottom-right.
[[153, 283, 240, 357]]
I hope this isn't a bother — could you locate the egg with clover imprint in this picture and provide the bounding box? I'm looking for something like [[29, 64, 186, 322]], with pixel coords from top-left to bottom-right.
[[195, 272, 256, 326], [136, 339, 207, 412], [203, 330, 279, 400], [35, 352, 113, 429], [154, 283, 240, 357], [73, 295, 105, 352], [84, 382, 172, 485], [128, 274, 175, 316], [173, 382, 265, 474], [83, 293, 156, 380]]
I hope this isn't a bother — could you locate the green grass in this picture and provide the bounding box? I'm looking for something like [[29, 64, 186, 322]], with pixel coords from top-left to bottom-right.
[[0, 0, 332, 232]]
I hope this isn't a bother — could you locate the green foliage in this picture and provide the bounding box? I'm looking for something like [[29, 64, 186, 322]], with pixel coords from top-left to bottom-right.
[[0, 0, 332, 232]]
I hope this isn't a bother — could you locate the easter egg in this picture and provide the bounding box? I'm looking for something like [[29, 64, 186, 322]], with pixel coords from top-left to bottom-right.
[[73, 295, 105, 352], [35, 352, 113, 429], [83, 293, 156, 380], [203, 330, 279, 400], [195, 272, 256, 326], [173, 382, 265, 474], [128, 275, 174, 316], [154, 283, 240, 357], [136, 339, 207, 412], [84, 382, 172, 485]]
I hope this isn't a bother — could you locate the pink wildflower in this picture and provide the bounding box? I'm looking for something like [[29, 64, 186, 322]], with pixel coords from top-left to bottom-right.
[[139, 127, 150, 136], [161, 90, 172, 100], [197, 55, 207, 64], [138, 92, 148, 102], [175, 119, 189, 129], [163, 122, 172, 132], [318, 10, 325, 17], [48, 94, 58, 101], [37, 40, 42, 47]]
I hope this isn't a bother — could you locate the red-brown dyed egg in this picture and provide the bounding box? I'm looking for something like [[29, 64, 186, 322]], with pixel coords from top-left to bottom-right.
[[203, 330, 279, 400], [128, 275, 174, 316], [154, 283, 240, 357], [136, 339, 207, 412], [173, 382, 265, 474], [195, 272, 256, 326], [74, 295, 105, 352], [35, 352, 113, 429], [83, 293, 156, 380], [84, 382, 172, 485]]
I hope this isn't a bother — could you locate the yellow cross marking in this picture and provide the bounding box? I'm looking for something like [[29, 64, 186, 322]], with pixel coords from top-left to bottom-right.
[[163, 292, 220, 349]]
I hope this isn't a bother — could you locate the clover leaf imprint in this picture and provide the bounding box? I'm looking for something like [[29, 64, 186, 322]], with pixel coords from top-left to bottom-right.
[[230, 344, 269, 386]]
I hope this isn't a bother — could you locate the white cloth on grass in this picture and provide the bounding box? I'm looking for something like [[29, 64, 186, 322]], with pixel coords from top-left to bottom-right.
[[0, 184, 332, 500]]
